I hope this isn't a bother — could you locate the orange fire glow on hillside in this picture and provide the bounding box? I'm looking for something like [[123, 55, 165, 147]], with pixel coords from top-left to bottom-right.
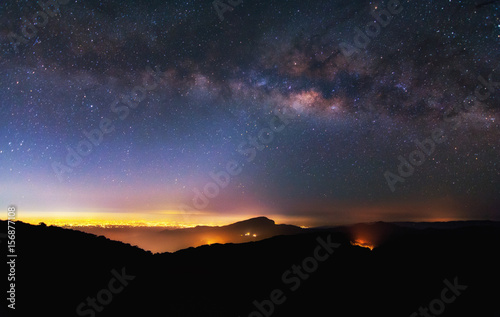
[[350, 239, 375, 250]]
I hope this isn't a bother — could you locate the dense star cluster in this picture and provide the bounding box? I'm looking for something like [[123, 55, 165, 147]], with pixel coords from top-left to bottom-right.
[[0, 0, 499, 225]]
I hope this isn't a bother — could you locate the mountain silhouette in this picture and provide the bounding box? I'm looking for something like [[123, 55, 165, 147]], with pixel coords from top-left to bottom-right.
[[77, 216, 304, 253], [1, 219, 499, 317], [154, 216, 303, 252], [161, 216, 301, 236]]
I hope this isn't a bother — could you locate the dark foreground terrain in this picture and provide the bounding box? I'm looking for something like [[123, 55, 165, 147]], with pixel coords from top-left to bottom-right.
[[1, 219, 499, 317]]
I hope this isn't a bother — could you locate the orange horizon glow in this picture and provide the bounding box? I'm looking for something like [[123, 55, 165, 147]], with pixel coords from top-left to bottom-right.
[[2, 211, 312, 229], [1, 213, 480, 229], [0, 202, 484, 230]]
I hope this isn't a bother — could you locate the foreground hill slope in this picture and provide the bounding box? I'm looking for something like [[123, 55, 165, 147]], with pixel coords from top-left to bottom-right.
[[1, 220, 499, 317]]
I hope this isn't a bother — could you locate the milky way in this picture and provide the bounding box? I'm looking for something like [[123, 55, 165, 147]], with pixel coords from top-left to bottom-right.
[[0, 0, 499, 226]]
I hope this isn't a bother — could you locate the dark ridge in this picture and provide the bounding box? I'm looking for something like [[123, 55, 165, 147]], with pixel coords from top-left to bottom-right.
[[1, 220, 499, 317]]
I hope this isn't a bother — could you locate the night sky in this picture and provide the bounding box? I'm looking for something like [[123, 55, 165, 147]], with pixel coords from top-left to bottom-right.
[[0, 0, 499, 227]]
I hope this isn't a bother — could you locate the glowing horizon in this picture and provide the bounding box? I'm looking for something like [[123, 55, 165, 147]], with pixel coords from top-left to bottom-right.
[[3, 210, 315, 229], [1, 209, 487, 229]]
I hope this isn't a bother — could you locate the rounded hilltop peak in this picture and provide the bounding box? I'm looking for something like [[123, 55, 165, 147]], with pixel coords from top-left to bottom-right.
[[248, 216, 275, 225], [228, 216, 276, 228]]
